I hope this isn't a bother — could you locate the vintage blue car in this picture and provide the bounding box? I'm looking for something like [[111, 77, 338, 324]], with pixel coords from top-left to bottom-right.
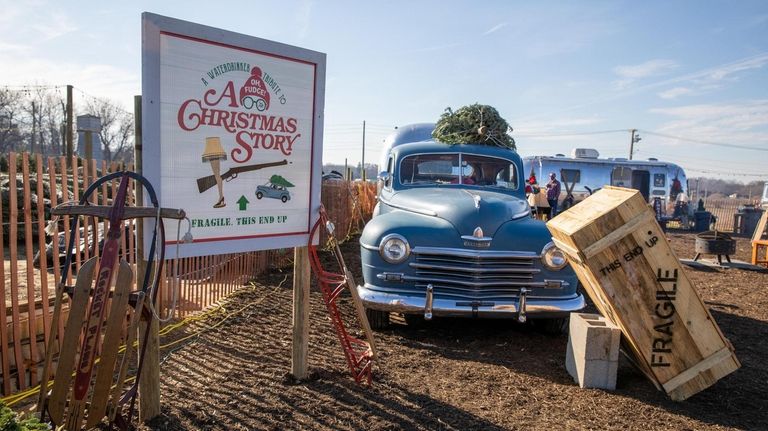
[[256, 183, 291, 202], [358, 124, 585, 331]]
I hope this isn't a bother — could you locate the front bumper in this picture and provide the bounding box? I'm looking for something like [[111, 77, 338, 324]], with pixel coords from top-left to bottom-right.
[[358, 283, 585, 320]]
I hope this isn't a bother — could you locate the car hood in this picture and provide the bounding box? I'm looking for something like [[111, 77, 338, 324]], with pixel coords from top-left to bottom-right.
[[384, 188, 529, 236]]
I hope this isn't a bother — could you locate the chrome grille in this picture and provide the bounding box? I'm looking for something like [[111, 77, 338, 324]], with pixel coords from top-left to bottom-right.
[[407, 247, 542, 300]]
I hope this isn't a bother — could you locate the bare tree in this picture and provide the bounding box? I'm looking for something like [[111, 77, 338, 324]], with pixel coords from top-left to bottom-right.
[[38, 89, 66, 157], [0, 86, 66, 156], [22, 87, 65, 156], [83, 97, 134, 163], [0, 89, 25, 153]]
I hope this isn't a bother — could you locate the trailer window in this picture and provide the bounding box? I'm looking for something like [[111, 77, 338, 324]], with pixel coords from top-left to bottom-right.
[[561, 169, 581, 184], [611, 167, 632, 187], [654, 174, 665, 188]]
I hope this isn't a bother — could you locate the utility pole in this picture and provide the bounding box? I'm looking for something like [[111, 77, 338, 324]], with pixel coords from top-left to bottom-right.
[[60, 123, 66, 156], [361, 121, 366, 181], [31, 101, 36, 154], [84, 130, 93, 161], [66, 85, 73, 159], [629, 129, 641, 160]]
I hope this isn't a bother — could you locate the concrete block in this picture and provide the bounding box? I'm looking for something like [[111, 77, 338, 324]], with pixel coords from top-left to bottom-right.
[[566, 312, 621, 390]]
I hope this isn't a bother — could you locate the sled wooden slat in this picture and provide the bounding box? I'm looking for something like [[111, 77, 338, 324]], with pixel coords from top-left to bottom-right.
[[344, 268, 377, 359], [108, 292, 145, 424], [47, 257, 97, 424], [52, 204, 186, 220], [547, 186, 740, 401], [86, 260, 133, 428]]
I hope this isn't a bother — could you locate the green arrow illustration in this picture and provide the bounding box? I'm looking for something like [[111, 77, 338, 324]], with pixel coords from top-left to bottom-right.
[[237, 195, 249, 211]]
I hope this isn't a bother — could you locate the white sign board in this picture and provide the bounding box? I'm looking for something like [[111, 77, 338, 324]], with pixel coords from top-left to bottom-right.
[[142, 13, 325, 257]]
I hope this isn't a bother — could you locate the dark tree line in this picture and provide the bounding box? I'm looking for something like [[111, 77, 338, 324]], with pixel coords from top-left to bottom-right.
[[0, 86, 134, 163], [688, 178, 765, 200]]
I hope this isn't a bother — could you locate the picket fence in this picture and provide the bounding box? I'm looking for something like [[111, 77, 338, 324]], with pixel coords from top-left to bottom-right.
[[0, 152, 375, 396]]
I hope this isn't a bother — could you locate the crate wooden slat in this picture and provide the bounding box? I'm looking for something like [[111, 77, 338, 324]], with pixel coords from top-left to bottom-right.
[[547, 186, 740, 401]]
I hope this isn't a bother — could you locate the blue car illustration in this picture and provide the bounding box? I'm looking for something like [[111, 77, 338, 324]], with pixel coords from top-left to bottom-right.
[[256, 175, 294, 203]]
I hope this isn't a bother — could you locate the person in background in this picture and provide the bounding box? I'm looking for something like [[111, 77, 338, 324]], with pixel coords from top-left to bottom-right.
[[546, 172, 561, 217], [526, 177, 543, 218]]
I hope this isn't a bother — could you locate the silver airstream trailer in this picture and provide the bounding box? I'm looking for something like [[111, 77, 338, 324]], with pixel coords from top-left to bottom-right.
[[522, 148, 687, 209]]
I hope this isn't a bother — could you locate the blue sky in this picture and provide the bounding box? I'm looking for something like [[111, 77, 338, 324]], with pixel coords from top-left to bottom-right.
[[1, 0, 766, 180]]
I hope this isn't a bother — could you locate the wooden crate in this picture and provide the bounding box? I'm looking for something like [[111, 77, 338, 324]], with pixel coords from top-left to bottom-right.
[[547, 186, 740, 401]]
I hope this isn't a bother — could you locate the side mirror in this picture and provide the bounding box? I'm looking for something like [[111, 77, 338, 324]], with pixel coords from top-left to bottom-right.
[[377, 172, 391, 195]]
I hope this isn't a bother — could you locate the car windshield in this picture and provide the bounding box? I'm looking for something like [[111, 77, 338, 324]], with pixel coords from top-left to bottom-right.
[[399, 153, 518, 190]]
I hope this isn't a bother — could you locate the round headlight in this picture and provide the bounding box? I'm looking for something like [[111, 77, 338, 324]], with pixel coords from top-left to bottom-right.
[[379, 234, 410, 264], [541, 241, 568, 270]]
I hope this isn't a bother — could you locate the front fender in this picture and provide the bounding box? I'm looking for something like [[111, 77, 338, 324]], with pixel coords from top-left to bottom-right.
[[360, 211, 458, 285], [361, 210, 459, 249]]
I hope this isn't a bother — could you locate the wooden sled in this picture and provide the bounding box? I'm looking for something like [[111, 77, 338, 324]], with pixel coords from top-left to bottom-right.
[[37, 171, 185, 430]]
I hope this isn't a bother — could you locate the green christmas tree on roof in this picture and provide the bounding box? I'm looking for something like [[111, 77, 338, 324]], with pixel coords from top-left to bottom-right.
[[270, 174, 294, 187], [432, 103, 516, 149]]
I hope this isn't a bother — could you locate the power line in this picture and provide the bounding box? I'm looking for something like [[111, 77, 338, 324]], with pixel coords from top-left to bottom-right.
[[684, 167, 764, 178], [636, 148, 763, 170], [515, 129, 628, 137], [73, 87, 133, 115], [516, 128, 768, 154], [1, 84, 64, 91], [638, 130, 768, 152]]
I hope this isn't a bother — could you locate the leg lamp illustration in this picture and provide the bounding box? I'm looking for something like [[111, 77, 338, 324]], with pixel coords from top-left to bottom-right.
[[202, 137, 227, 208]]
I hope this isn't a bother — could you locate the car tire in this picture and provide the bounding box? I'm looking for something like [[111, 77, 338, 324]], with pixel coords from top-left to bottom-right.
[[281, 195, 288, 203], [365, 308, 390, 330], [256, 191, 263, 199], [533, 317, 568, 335]]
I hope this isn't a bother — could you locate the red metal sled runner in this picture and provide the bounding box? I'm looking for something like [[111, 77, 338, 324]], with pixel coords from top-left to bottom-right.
[[308, 205, 376, 385]]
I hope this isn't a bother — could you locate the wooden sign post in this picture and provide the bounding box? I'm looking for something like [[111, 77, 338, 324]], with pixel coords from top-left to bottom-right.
[[292, 246, 311, 379], [134, 95, 161, 421]]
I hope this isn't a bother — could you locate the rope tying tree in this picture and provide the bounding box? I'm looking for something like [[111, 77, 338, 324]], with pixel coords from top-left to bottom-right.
[[432, 104, 516, 149]]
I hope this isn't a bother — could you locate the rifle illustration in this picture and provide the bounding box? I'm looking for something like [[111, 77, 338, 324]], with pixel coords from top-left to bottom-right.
[[197, 159, 288, 193]]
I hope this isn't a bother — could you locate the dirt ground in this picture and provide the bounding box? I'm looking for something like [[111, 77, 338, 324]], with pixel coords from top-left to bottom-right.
[[133, 230, 767, 431]]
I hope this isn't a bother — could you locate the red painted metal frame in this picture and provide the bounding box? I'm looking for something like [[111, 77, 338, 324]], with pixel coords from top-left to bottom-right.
[[308, 206, 373, 385]]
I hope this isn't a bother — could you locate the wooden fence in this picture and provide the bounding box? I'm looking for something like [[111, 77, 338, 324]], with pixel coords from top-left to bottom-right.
[[0, 152, 375, 396]]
